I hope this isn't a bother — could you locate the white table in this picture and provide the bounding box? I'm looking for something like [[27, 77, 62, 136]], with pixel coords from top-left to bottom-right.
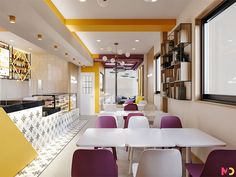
[[76, 128, 226, 175], [162, 128, 226, 177], [125, 128, 175, 173], [76, 128, 126, 147]]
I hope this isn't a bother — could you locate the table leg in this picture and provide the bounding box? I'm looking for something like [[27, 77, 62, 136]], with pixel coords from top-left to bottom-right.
[[128, 147, 130, 161], [185, 147, 191, 177], [129, 147, 134, 174]]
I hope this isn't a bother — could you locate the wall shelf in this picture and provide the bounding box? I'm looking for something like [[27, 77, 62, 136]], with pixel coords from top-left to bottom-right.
[[161, 23, 192, 100]]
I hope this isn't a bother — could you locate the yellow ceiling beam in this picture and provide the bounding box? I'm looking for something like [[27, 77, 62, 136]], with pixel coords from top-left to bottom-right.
[[65, 19, 176, 32], [44, 0, 65, 24]]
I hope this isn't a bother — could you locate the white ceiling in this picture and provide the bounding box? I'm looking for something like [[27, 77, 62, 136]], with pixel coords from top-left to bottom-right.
[[0, 32, 45, 54], [51, 0, 193, 54], [0, 0, 93, 66], [76, 32, 160, 54], [51, 0, 193, 19]]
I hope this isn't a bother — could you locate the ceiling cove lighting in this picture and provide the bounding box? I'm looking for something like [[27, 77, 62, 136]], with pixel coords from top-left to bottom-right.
[[9, 15, 16, 24]]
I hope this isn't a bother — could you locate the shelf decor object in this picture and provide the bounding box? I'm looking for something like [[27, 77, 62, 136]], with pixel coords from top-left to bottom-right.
[[10, 48, 31, 81], [161, 23, 192, 100]]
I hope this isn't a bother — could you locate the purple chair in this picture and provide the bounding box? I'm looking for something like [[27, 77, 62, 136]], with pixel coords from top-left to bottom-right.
[[160, 116, 182, 128], [124, 99, 134, 104], [124, 113, 144, 128], [185, 150, 236, 177], [95, 116, 117, 160], [96, 116, 117, 128], [72, 149, 118, 177], [124, 103, 138, 111]]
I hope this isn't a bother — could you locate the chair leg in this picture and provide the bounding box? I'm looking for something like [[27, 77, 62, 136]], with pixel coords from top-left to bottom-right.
[[128, 147, 130, 161], [112, 147, 117, 160]]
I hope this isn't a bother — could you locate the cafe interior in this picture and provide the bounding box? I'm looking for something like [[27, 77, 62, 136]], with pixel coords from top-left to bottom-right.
[[0, 0, 236, 177]]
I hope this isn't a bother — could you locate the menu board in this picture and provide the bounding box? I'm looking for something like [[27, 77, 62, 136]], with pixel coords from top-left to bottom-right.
[[0, 46, 10, 76]]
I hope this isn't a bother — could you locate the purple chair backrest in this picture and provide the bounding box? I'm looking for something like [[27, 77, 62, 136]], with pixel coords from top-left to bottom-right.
[[96, 116, 117, 128], [124, 113, 144, 128], [72, 149, 118, 177], [201, 150, 236, 176], [124, 100, 134, 104], [160, 116, 182, 128], [124, 104, 138, 111]]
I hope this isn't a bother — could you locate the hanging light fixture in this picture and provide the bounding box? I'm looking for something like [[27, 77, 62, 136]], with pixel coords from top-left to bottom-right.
[[102, 42, 131, 67]]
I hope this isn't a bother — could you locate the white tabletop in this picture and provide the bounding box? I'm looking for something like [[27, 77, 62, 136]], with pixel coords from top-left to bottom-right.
[[162, 128, 226, 147], [76, 128, 126, 147], [124, 128, 175, 148], [76, 128, 226, 148]]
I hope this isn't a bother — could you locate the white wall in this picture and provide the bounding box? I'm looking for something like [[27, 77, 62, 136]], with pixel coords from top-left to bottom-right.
[[0, 79, 29, 100], [0, 53, 72, 100], [156, 0, 236, 161], [29, 53, 69, 95]]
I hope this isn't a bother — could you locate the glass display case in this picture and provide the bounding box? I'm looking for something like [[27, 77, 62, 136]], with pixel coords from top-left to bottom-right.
[[32, 93, 77, 114]]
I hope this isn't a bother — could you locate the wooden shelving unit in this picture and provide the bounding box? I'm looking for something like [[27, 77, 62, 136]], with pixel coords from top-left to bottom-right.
[[10, 48, 31, 81], [161, 23, 192, 100]]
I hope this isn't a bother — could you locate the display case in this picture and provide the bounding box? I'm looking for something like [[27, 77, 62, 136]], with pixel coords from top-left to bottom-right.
[[161, 23, 192, 100], [32, 93, 77, 114]]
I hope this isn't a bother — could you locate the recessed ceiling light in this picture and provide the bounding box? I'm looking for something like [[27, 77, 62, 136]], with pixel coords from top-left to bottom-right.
[[135, 39, 140, 42], [73, 58, 75, 60], [37, 34, 43, 40], [9, 15, 16, 24], [54, 45, 58, 50], [132, 48, 136, 51], [96, 39, 101, 42], [79, 0, 87, 2], [144, 0, 158, 2], [10, 39, 14, 43], [28, 48, 32, 51], [228, 39, 233, 42], [100, 47, 104, 50], [65, 52, 68, 57]]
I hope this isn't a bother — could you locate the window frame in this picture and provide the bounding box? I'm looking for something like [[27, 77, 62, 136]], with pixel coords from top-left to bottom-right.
[[201, 0, 236, 105], [154, 54, 161, 94]]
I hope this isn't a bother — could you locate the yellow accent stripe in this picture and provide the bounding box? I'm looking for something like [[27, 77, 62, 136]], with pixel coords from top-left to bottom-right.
[[65, 19, 176, 32], [0, 108, 37, 177], [44, 0, 65, 24], [71, 32, 93, 56]]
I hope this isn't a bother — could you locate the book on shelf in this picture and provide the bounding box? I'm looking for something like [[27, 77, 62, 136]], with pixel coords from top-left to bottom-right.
[[184, 82, 191, 100], [180, 62, 190, 81]]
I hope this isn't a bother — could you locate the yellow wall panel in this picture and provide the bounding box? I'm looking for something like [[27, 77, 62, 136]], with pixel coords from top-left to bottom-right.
[[0, 108, 37, 177]]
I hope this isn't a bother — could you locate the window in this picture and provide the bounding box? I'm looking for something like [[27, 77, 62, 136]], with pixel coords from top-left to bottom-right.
[[201, 0, 236, 105], [154, 54, 161, 94]]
